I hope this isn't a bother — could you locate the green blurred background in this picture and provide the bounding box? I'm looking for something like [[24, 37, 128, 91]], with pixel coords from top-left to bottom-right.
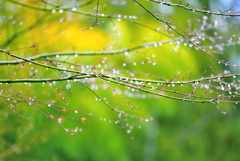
[[1, 0, 240, 160]]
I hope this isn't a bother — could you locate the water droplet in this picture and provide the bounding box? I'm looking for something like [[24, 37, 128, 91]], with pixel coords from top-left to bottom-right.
[[72, 7, 77, 11], [59, 18, 64, 22]]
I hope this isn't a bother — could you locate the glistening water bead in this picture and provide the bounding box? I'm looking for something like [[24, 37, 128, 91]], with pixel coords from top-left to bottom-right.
[[72, 7, 77, 11]]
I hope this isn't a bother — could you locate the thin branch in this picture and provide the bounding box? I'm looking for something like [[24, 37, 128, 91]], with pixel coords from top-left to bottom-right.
[[150, 0, 240, 17]]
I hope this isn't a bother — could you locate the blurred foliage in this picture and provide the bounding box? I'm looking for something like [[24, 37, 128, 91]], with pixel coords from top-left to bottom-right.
[[1, 0, 240, 160]]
